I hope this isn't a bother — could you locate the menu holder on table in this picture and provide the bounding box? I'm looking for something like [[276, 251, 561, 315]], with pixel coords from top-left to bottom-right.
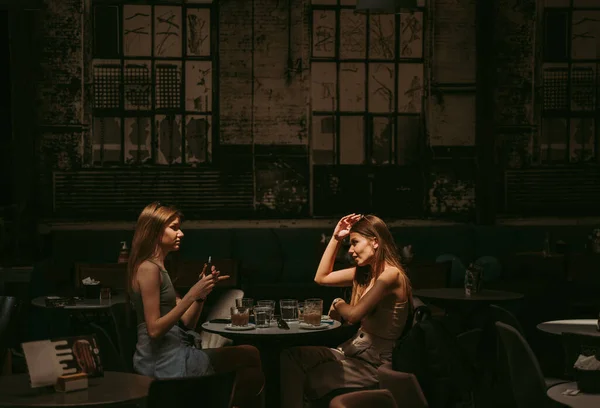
[[22, 335, 104, 389]]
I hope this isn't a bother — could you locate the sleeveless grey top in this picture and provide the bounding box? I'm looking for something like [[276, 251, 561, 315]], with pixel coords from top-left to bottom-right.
[[131, 260, 177, 326]]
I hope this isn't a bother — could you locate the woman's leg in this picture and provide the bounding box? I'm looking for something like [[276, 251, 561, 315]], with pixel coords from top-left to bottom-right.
[[280, 346, 344, 408], [205, 345, 265, 408]]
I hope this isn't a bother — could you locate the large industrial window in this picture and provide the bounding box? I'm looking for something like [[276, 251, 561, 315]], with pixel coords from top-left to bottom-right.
[[310, 0, 425, 166], [541, 0, 599, 163], [91, 0, 217, 166]]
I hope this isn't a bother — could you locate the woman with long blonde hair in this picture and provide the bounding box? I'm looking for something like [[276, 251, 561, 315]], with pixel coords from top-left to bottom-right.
[[129, 202, 264, 408], [280, 214, 412, 407]]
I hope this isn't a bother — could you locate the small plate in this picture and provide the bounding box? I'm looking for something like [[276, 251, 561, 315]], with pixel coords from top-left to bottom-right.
[[299, 322, 329, 330], [321, 316, 334, 323], [225, 323, 256, 331]]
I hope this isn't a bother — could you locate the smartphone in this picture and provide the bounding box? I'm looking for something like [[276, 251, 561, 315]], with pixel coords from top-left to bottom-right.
[[205, 255, 212, 276]]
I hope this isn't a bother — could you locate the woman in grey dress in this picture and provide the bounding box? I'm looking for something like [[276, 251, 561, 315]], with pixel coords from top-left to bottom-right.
[[280, 214, 413, 408], [128, 202, 264, 408]]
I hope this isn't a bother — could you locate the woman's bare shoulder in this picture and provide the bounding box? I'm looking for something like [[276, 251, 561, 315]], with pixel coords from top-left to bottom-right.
[[136, 261, 161, 281]]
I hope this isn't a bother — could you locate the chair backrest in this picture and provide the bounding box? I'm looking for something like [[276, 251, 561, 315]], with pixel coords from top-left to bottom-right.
[[489, 304, 525, 335], [0, 296, 20, 369], [406, 261, 451, 290], [329, 389, 398, 408], [74, 263, 128, 290], [147, 371, 236, 408], [561, 332, 600, 379], [494, 322, 550, 408]]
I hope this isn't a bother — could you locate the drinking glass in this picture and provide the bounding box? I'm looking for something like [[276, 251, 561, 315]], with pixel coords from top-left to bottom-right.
[[254, 307, 271, 328], [257, 300, 275, 323], [236, 298, 254, 313], [304, 298, 323, 326], [230, 306, 250, 327], [279, 299, 298, 322]]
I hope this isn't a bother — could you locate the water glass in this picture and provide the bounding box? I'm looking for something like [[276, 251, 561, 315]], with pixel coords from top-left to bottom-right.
[[230, 306, 249, 327], [254, 306, 271, 328], [236, 298, 254, 313], [279, 299, 298, 322], [304, 298, 323, 326], [257, 300, 275, 323]]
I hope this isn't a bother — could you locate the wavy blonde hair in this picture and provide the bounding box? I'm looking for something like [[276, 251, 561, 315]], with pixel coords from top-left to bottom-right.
[[348, 215, 412, 306]]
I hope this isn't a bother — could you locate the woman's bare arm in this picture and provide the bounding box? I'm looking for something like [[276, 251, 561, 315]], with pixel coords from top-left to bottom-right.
[[137, 262, 196, 339], [314, 237, 355, 287], [333, 267, 400, 324]]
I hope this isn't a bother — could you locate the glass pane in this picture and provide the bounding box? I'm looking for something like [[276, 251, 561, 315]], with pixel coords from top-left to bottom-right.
[[340, 116, 364, 164], [339, 63, 365, 111], [186, 8, 211, 56], [124, 117, 152, 164], [542, 63, 569, 110], [123, 5, 151, 57], [155, 61, 182, 109], [311, 62, 337, 111], [368, 63, 395, 113], [185, 61, 212, 111], [93, 60, 121, 109], [312, 115, 336, 165], [371, 117, 392, 165], [541, 117, 567, 162], [397, 63, 423, 113], [92, 117, 121, 164], [124, 61, 151, 110], [312, 10, 336, 58], [185, 115, 211, 164], [154, 6, 182, 57], [400, 12, 423, 59], [397, 116, 420, 165], [571, 64, 596, 111], [340, 9, 366, 59], [155, 115, 183, 164], [94, 6, 119, 58], [572, 11, 600, 60], [545, 11, 568, 61], [570, 118, 595, 162], [369, 14, 395, 59]]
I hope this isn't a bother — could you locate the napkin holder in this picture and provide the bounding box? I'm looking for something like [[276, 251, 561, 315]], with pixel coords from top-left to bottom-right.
[[55, 373, 88, 392]]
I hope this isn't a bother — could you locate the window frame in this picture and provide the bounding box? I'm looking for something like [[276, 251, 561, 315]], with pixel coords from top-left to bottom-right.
[[540, 1, 600, 165], [90, 0, 219, 167], [309, 1, 426, 167]]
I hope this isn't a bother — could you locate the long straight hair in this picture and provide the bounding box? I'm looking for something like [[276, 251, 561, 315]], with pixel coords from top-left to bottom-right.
[[127, 202, 182, 293], [348, 215, 412, 306]]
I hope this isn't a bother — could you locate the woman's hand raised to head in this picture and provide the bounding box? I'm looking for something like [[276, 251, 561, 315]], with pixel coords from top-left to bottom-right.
[[333, 213, 362, 241]]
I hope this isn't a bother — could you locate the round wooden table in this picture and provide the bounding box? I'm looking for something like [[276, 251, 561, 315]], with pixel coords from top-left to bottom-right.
[[547, 381, 600, 407], [537, 319, 600, 337], [203, 319, 342, 408], [0, 371, 152, 407], [31, 294, 127, 310]]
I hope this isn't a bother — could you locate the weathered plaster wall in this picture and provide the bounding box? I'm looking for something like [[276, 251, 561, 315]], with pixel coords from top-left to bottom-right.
[[494, 0, 537, 169], [26, 0, 540, 220]]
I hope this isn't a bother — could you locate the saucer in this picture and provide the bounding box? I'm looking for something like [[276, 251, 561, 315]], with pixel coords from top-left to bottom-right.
[[299, 322, 329, 330], [225, 323, 256, 331]]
